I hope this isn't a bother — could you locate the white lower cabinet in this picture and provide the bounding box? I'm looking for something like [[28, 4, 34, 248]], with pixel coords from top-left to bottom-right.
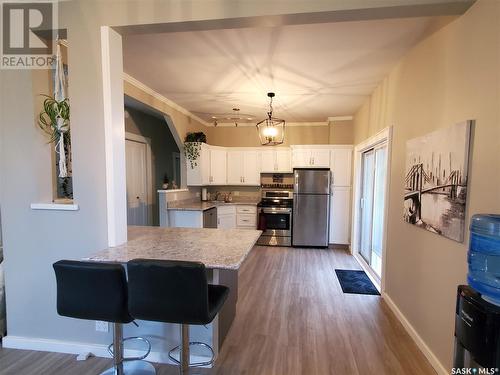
[[329, 187, 351, 244], [217, 205, 236, 229], [236, 205, 257, 228]]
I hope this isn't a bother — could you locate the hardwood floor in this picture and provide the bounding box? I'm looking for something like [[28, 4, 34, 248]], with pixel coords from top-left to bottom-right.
[[0, 246, 435, 375]]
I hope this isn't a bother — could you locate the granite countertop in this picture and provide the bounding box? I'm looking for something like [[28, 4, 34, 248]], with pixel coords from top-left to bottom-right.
[[167, 199, 260, 211], [84, 226, 262, 270]]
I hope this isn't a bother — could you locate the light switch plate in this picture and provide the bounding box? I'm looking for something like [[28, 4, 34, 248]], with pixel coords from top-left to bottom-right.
[[95, 321, 109, 332]]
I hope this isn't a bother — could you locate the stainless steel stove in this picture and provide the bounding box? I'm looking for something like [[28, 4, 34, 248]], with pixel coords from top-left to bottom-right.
[[257, 174, 294, 247]]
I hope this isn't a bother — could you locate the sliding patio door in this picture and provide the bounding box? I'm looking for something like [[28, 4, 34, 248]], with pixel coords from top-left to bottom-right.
[[359, 143, 387, 278]]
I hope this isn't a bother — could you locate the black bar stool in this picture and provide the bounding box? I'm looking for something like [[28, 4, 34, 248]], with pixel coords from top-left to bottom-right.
[[53, 260, 156, 375], [127, 259, 229, 375]]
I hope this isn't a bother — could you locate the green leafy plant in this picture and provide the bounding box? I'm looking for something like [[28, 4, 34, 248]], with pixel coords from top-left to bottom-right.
[[184, 132, 207, 168], [38, 95, 70, 143]]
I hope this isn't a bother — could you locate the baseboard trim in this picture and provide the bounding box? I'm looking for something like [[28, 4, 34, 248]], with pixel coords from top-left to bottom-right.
[[382, 293, 448, 375], [2, 335, 210, 366]]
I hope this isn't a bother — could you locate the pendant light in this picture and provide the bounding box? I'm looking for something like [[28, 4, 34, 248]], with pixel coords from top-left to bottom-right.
[[256, 92, 285, 146]]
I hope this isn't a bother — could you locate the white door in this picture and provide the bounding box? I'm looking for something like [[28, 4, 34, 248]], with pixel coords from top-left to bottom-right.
[[310, 149, 330, 167], [227, 150, 244, 184], [125, 139, 150, 226], [210, 148, 227, 185], [243, 151, 260, 185], [276, 149, 291, 171], [331, 148, 352, 186], [329, 186, 351, 244], [358, 144, 387, 278], [260, 150, 276, 172]]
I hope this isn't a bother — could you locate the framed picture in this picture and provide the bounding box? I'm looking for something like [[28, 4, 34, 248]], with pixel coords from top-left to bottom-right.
[[403, 121, 472, 242]]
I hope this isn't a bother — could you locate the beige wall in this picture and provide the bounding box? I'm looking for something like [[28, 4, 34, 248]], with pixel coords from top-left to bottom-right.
[[207, 124, 330, 147], [124, 80, 206, 141], [352, 0, 500, 370], [329, 120, 354, 144]]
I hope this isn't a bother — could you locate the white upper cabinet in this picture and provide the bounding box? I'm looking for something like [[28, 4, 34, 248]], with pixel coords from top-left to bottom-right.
[[243, 151, 260, 185], [291, 146, 330, 168], [186, 143, 210, 186], [330, 147, 353, 186], [186, 145, 352, 187], [260, 148, 292, 173], [260, 150, 276, 172], [209, 147, 227, 185], [291, 149, 310, 168], [311, 149, 331, 167], [227, 150, 244, 185], [275, 149, 292, 172], [227, 150, 260, 185]]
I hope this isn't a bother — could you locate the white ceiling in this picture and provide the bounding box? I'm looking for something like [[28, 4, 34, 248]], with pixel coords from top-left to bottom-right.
[[123, 17, 446, 124]]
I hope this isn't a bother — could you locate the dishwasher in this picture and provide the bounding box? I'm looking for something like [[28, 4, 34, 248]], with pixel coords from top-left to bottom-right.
[[203, 207, 218, 228]]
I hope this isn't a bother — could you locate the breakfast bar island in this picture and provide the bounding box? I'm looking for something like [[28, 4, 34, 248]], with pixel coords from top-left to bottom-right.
[[84, 226, 261, 365]]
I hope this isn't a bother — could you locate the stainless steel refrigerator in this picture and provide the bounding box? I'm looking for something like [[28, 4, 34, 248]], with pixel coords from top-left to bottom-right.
[[292, 168, 330, 247]]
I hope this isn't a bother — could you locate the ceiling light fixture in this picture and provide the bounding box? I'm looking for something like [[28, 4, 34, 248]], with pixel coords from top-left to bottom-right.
[[232, 108, 240, 127], [256, 92, 285, 146]]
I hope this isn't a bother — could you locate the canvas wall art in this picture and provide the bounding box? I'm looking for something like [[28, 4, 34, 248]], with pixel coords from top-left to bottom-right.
[[403, 121, 472, 242]]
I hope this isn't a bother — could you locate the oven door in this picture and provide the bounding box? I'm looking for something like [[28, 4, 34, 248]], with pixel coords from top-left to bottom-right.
[[261, 208, 292, 236]]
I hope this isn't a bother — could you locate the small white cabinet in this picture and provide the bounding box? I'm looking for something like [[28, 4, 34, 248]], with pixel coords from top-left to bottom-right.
[[329, 186, 351, 244], [260, 148, 291, 173], [291, 147, 330, 168], [227, 150, 260, 185], [331, 147, 352, 187]]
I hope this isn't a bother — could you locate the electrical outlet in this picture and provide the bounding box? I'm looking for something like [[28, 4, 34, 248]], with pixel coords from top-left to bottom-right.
[[95, 321, 109, 332]]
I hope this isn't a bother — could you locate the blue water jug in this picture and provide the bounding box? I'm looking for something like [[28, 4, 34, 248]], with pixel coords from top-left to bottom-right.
[[468, 214, 500, 305]]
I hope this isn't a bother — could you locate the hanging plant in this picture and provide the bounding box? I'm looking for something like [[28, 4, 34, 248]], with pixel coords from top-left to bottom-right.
[[38, 94, 70, 143], [184, 132, 207, 168], [38, 94, 73, 199]]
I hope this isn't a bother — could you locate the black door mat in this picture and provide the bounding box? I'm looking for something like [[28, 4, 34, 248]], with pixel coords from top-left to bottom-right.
[[335, 269, 380, 296]]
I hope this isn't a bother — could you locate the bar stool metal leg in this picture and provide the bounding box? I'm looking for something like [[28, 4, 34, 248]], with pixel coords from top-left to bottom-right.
[[168, 324, 215, 374], [101, 323, 156, 375], [180, 324, 190, 375], [114, 323, 124, 375]]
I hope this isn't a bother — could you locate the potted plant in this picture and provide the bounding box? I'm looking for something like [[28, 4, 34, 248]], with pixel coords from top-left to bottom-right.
[[38, 94, 73, 199], [184, 132, 207, 168]]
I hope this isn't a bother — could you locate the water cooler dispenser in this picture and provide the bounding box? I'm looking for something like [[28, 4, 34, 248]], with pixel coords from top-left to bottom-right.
[[454, 214, 500, 370]]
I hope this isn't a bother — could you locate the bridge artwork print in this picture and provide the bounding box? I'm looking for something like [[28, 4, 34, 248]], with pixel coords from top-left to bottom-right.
[[404, 121, 472, 242]]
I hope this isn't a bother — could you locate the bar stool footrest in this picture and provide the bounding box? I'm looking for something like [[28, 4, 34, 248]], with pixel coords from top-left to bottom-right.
[[168, 342, 215, 367], [108, 336, 152, 361]]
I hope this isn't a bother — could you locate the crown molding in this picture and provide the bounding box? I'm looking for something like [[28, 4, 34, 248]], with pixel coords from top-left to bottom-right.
[[123, 73, 211, 127], [212, 121, 328, 128], [328, 116, 353, 121]]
